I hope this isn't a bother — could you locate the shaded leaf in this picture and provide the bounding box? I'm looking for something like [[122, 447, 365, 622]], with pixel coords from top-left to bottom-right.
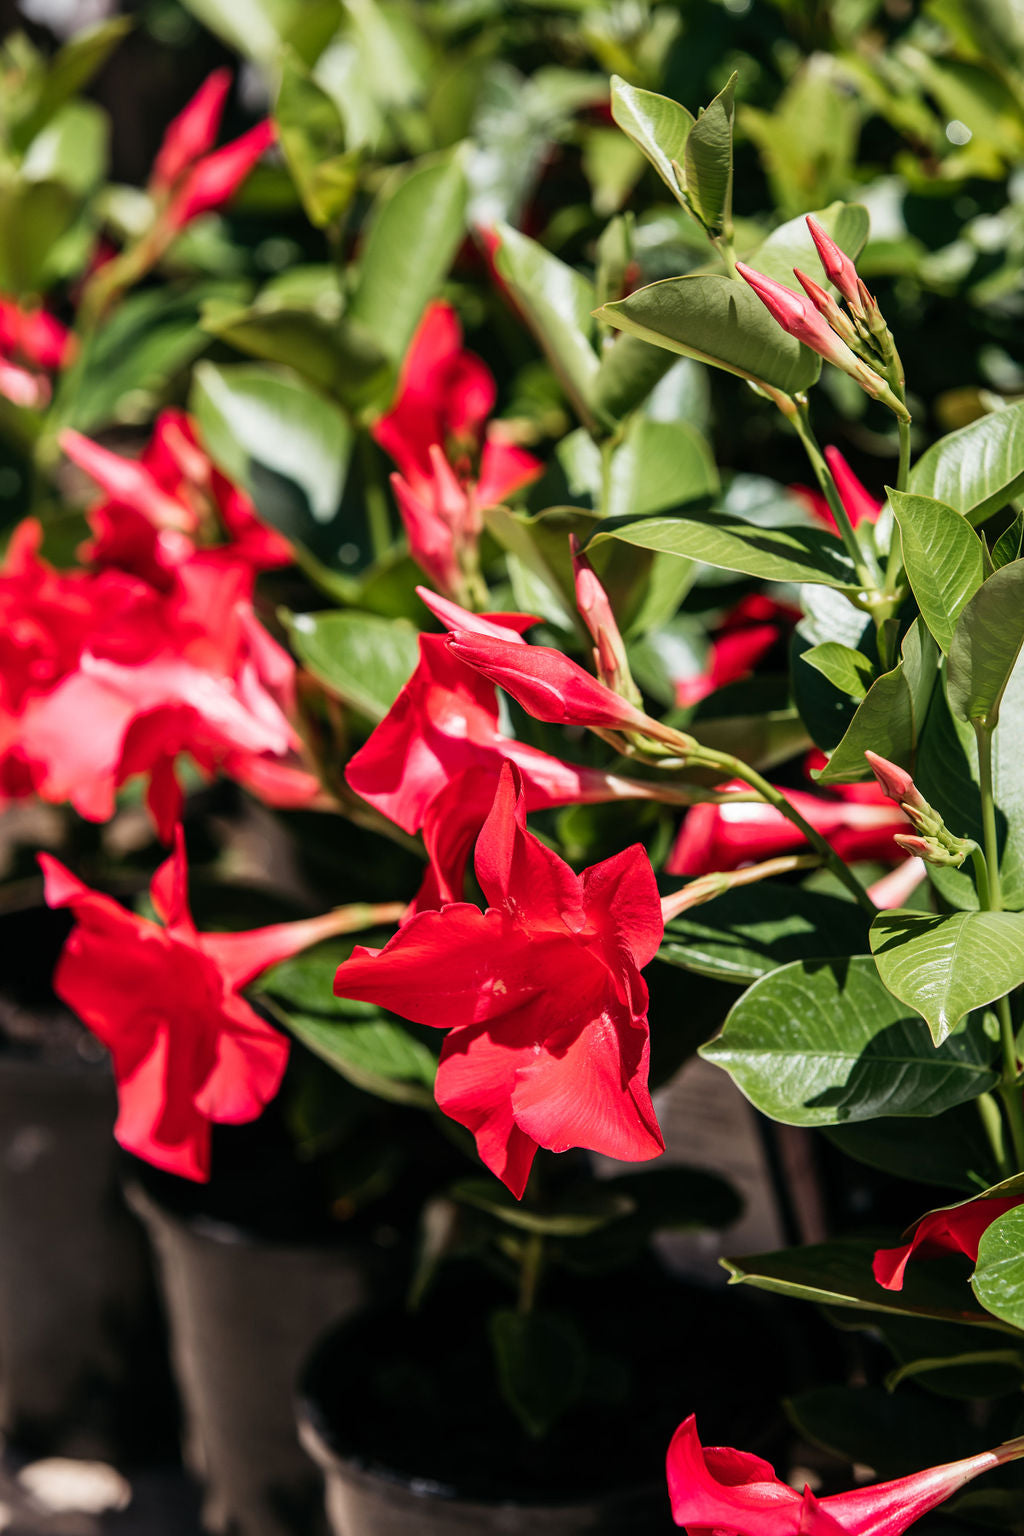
[[815, 619, 938, 784], [659, 884, 870, 984], [683, 73, 736, 236], [909, 402, 1024, 526], [889, 490, 987, 655], [947, 558, 1024, 728], [490, 1309, 585, 1439]]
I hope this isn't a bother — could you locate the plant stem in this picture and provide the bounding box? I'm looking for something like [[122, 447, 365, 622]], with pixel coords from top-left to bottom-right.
[[974, 721, 1024, 1168], [518, 1231, 544, 1314], [792, 400, 881, 590], [977, 1091, 1012, 1180], [689, 745, 876, 913], [896, 417, 912, 494], [970, 843, 991, 910], [599, 435, 615, 518], [359, 432, 392, 563]]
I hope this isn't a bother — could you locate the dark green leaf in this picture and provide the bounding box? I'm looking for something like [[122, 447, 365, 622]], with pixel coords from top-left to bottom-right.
[[588, 507, 856, 588], [260, 938, 382, 1018], [973, 1205, 1024, 1332], [451, 1179, 635, 1236], [10, 17, 131, 151], [992, 511, 1024, 570], [200, 297, 389, 406], [947, 558, 1024, 728], [889, 490, 987, 655], [701, 955, 997, 1127], [683, 73, 736, 236], [591, 333, 680, 422], [596, 274, 822, 395], [285, 609, 419, 721], [815, 619, 938, 784], [870, 909, 1024, 1044], [267, 1005, 436, 1107], [909, 402, 1024, 526], [785, 1385, 980, 1478], [490, 1309, 585, 1439], [823, 1104, 995, 1192], [349, 152, 467, 367], [659, 883, 870, 983], [604, 1167, 742, 1231]]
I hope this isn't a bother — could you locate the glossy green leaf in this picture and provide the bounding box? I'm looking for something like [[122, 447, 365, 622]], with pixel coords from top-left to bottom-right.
[[909, 402, 1024, 526], [746, 201, 870, 296], [190, 361, 352, 556], [724, 1239, 1011, 1327], [349, 152, 467, 367], [801, 642, 875, 699], [276, 57, 360, 228], [870, 909, 1024, 1044], [889, 490, 987, 655], [490, 1309, 584, 1439], [683, 73, 736, 235], [588, 507, 856, 588], [816, 620, 938, 784], [267, 1006, 436, 1107], [609, 76, 693, 200], [596, 274, 821, 395], [200, 297, 388, 406], [286, 610, 419, 722], [992, 510, 1024, 570], [701, 956, 997, 1127], [493, 222, 602, 430], [973, 1205, 1024, 1332], [659, 884, 870, 984], [947, 559, 1024, 728]]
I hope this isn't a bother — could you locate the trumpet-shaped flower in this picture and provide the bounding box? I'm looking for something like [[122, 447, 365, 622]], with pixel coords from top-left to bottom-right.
[[667, 1413, 1024, 1534], [41, 830, 349, 1181], [873, 1195, 1024, 1291], [334, 763, 665, 1197]]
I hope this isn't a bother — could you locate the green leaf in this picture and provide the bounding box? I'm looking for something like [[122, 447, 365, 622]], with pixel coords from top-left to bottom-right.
[[493, 222, 602, 431], [801, 642, 875, 699], [870, 909, 1024, 1045], [606, 417, 719, 520], [683, 73, 736, 236], [261, 939, 382, 1018], [889, 490, 987, 655], [992, 510, 1024, 570], [285, 610, 419, 722], [909, 402, 1024, 526], [268, 1006, 437, 1107], [823, 1104, 995, 1193], [815, 619, 938, 784], [746, 201, 870, 295], [0, 177, 79, 293], [596, 274, 822, 395], [176, 0, 340, 65], [10, 17, 131, 151], [349, 152, 467, 368], [588, 507, 856, 588], [659, 884, 870, 984], [701, 955, 997, 1127], [973, 1205, 1024, 1331], [200, 297, 388, 407], [724, 1239, 1011, 1327], [609, 76, 693, 201], [490, 1309, 585, 1439], [590, 332, 680, 422], [451, 1179, 635, 1237], [785, 1385, 980, 1479], [190, 361, 352, 558], [276, 56, 360, 228], [947, 558, 1024, 728]]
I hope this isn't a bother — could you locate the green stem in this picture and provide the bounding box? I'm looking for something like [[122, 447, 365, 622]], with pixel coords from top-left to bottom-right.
[[977, 1091, 1013, 1180], [518, 1231, 544, 1315], [792, 400, 881, 590], [969, 842, 991, 910], [713, 233, 740, 279], [359, 433, 392, 563], [896, 417, 911, 494], [998, 995, 1024, 1171], [976, 723, 1002, 911], [599, 435, 615, 519], [691, 746, 876, 913]]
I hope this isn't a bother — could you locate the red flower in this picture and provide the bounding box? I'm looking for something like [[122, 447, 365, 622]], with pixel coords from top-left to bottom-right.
[[345, 588, 678, 834], [667, 1413, 1024, 1535], [793, 448, 882, 534], [372, 301, 541, 595], [0, 296, 75, 409], [674, 594, 799, 708], [334, 763, 665, 1197], [873, 1195, 1024, 1291], [40, 830, 350, 1181], [666, 779, 908, 877], [146, 70, 273, 232]]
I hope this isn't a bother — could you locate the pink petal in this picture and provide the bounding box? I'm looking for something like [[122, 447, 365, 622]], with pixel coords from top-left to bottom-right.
[[149, 824, 196, 938], [580, 843, 663, 969], [475, 431, 543, 507], [191, 992, 289, 1123], [473, 762, 584, 930]]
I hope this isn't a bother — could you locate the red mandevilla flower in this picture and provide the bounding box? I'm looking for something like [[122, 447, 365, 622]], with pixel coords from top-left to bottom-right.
[[146, 69, 274, 232], [793, 448, 882, 535], [873, 1195, 1024, 1290], [674, 594, 799, 709], [345, 588, 681, 834], [334, 762, 665, 1197], [372, 301, 541, 596], [667, 1414, 1024, 1534], [0, 296, 75, 410], [40, 829, 352, 1181]]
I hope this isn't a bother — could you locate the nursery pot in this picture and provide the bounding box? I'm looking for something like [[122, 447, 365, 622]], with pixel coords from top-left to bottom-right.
[[127, 1171, 384, 1536], [297, 1269, 785, 1536], [0, 904, 168, 1458]]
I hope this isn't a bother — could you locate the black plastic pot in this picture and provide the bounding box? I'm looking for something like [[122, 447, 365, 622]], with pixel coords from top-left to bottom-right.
[[0, 905, 169, 1459], [127, 1175, 379, 1536], [297, 1269, 787, 1536]]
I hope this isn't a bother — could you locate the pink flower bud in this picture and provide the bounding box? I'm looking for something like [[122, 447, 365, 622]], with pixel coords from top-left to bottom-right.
[[150, 69, 232, 194], [793, 268, 859, 346], [736, 262, 869, 378], [570, 535, 639, 702], [864, 749, 929, 814], [166, 120, 275, 230], [446, 631, 652, 733], [806, 215, 862, 309]]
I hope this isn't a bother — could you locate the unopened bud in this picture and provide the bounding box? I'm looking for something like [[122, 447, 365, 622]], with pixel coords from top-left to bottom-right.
[[864, 750, 928, 813], [894, 833, 969, 869], [806, 216, 862, 311], [570, 535, 642, 708], [794, 269, 861, 349]]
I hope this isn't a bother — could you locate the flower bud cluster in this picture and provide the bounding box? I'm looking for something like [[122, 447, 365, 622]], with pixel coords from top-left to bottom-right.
[[864, 750, 973, 867], [737, 216, 908, 420]]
